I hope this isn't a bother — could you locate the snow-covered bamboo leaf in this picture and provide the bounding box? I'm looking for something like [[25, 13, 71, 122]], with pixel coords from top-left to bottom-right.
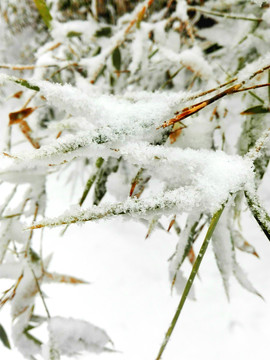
[[48, 317, 112, 356], [212, 211, 233, 299], [233, 260, 262, 299], [232, 230, 259, 257], [170, 214, 201, 291], [93, 157, 120, 205], [245, 191, 270, 242]]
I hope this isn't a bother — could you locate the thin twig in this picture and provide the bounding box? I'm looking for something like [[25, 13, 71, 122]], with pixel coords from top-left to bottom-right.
[[159, 81, 270, 128], [30, 268, 51, 319], [0, 64, 58, 70]]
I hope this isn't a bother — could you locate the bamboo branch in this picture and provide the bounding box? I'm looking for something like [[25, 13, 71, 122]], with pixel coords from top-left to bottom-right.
[[155, 206, 224, 360], [159, 80, 270, 129]]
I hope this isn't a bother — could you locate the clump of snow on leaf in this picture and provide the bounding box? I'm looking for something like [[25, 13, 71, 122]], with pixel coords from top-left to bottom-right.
[[47, 317, 112, 356]]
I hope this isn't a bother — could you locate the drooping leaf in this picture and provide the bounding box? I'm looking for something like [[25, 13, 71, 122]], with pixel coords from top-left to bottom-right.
[[233, 260, 262, 299], [33, 0, 52, 29], [171, 215, 202, 288], [145, 217, 159, 239], [93, 157, 120, 206], [9, 107, 37, 126], [212, 215, 233, 300], [79, 158, 104, 206], [23, 327, 42, 346], [112, 47, 121, 71], [231, 230, 259, 257], [245, 191, 270, 242], [0, 323, 11, 349]]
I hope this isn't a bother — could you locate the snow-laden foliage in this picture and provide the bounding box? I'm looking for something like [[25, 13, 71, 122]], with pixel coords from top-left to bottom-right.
[[0, 0, 270, 359]]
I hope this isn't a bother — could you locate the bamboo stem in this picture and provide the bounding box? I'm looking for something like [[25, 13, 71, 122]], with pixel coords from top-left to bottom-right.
[[155, 206, 224, 360]]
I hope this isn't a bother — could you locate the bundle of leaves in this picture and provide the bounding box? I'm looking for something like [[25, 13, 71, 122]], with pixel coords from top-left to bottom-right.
[[0, 0, 270, 359]]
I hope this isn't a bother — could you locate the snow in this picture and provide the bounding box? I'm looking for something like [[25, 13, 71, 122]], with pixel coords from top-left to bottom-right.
[[173, 0, 188, 22], [159, 46, 214, 80], [47, 316, 111, 356], [238, 52, 270, 83]]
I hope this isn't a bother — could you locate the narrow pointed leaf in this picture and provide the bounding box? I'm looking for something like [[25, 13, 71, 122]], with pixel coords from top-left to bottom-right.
[[245, 191, 270, 242], [240, 105, 270, 115], [0, 324, 11, 349], [112, 47, 121, 71], [33, 0, 52, 29]]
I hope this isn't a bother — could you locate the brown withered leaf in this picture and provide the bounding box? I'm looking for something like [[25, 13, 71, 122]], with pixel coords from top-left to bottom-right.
[[188, 247, 196, 265], [167, 215, 176, 232], [9, 107, 37, 126], [12, 91, 23, 99], [169, 124, 183, 144], [19, 120, 40, 149], [44, 271, 89, 284]]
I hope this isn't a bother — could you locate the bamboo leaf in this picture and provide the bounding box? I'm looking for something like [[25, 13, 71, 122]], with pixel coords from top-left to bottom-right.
[[112, 47, 121, 71], [9, 107, 37, 126], [95, 27, 112, 37], [67, 31, 82, 38], [245, 191, 270, 242], [0, 323, 11, 349], [155, 206, 224, 360], [241, 105, 270, 115], [23, 327, 42, 346], [33, 0, 52, 29], [93, 157, 120, 206], [13, 78, 40, 92], [79, 158, 104, 206]]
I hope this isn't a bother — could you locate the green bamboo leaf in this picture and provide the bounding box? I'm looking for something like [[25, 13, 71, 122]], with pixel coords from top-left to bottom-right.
[[79, 158, 104, 206], [23, 327, 42, 346], [14, 78, 40, 92], [93, 157, 120, 206], [240, 105, 270, 115], [95, 27, 112, 37], [33, 0, 52, 29], [67, 31, 82, 38], [0, 323, 11, 349], [171, 215, 202, 292], [155, 206, 224, 360], [112, 47, 121, 71]]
